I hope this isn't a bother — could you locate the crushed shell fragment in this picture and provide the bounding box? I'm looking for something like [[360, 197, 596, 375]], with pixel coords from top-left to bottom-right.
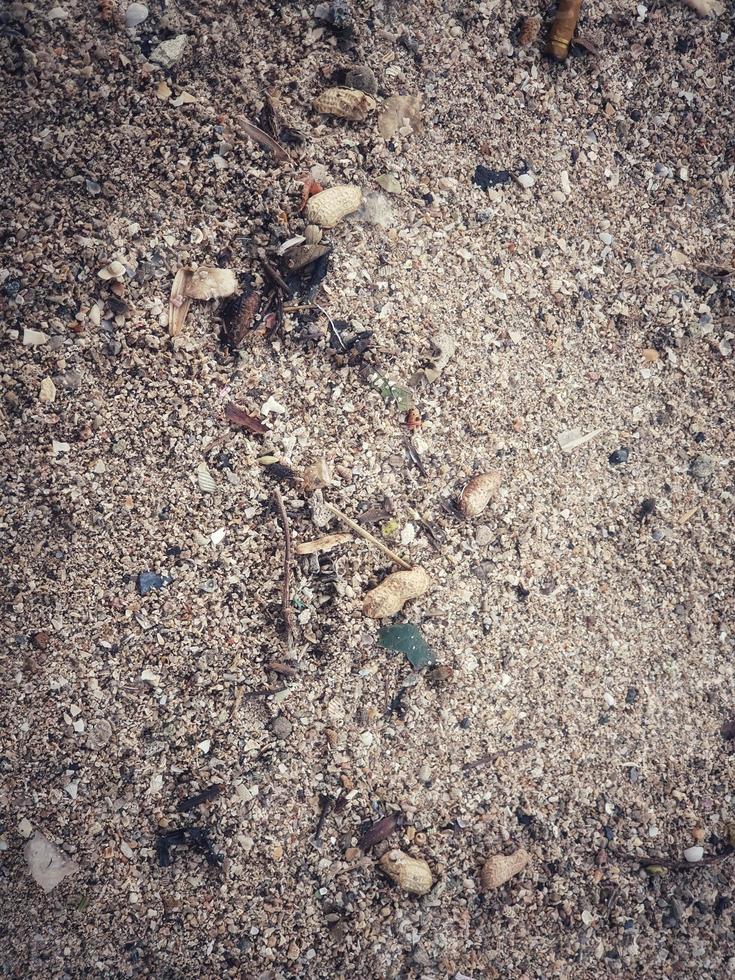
[[314, 86, 376, 121]]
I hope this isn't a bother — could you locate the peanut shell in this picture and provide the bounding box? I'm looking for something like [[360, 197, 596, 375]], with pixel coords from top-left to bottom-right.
[[379, 849, 433, 896], [304, 186, 362, 229], [314, 86, 376, 121], [362, 567, 430, 619], [458, 471, 501, 518], [185, 267, 237, 301], [480, 848, 530, 891]]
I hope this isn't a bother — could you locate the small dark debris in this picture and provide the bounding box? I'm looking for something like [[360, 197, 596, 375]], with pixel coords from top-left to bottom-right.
[[264, 462, 300, 486], [608, 448, 629, 465], [473, 165, 511, 190], [625, 686, 638, 705], [516, 808, 534, 827], [675, 36, 695, 55], [636, 498, 656, 522], [137, 571, 172, 596], [176, 784, 222, 813], [693, 431, 705, 443], [3, 279, 21, 299], [156, 827, 223, 868], [358, 812, 404, 851], [720, 717, 735, 740]]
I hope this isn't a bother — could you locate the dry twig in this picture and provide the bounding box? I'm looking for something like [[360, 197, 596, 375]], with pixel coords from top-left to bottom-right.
[[323, 502, 412, 570], [272, 488, 296, 648]]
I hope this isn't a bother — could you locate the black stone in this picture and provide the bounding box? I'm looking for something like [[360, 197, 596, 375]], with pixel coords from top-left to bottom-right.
[[608, 448, 629, 465], [473, 165, 512, 190]]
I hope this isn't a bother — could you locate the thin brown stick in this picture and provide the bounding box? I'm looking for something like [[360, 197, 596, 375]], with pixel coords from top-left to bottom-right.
[[463, 740, 536, 772], [272, 488, 296, 648], [613, 848, 734, 872], [323, 502, 412, 570]]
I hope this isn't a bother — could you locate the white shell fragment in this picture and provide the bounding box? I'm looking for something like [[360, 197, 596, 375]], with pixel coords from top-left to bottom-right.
[[23, 328, 48, 346], [683, 845, 704, 863], [24, 832, 79, 893], [184, 267, 237, 301], [98, 260, 126, 281], [125, 2, 148, 27], [197, 462, 216, 493], [39, 377, 57, 403], [557, 428, 604, 452]]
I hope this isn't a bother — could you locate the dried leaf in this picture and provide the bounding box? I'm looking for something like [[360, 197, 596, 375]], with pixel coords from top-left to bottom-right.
[[300, 175, 324, 210], [378, 623, 435, 669], [224, 402, 267, 435], [238, 117, 291, 162], [169, 268, 192, 337], [358, 813, 403, 851], [294, 532, 352, 556]]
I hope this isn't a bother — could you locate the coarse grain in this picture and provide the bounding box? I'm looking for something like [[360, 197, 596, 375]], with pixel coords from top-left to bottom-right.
[[1, 0, 734, 977]]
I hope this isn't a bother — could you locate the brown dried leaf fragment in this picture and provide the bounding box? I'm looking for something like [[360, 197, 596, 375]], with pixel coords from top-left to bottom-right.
[[221, 289, 262, 348], [294, 533, 352, 556], [224, 403, 267, 435], [237, 116, 291, 162], [358, 813, 403, 850], [282, 244, 331, 273], [169, 268, 192, 337]]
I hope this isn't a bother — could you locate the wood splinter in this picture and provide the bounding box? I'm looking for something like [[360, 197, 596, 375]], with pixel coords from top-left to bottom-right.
[[272, 488, 296, 648], [545, 0, 583, 61]]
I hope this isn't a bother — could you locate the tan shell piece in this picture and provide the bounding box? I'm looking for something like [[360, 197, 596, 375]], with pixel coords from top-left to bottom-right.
[[303, 224, 323, 244], [169, 268, 192, 337], [304, 186, 362, 229], [362, 567, 431, 619], [185, 267, 238, 301], [379, 849, 433, 896], [294, 533, 352, 556], [314, 86, 376, 121], [480, 848, 530, 891], [458, 471, 501, 518]]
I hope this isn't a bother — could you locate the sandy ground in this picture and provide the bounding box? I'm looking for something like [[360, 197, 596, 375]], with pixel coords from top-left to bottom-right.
[[2, 0, 735, 977]]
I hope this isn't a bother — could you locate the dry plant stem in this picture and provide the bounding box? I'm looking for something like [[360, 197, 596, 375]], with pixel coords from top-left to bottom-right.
[[614, 848, 734, 871], [546, 0, 583, 60], [324, 502, 412, 570], [272, 488, 296, 648], [283, 303, 347, 351], [463, 740, 536, 771]]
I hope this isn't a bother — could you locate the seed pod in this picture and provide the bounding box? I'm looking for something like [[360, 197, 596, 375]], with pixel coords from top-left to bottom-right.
[[363, 567, 431, 619], [379, 849, 433, 895], [480, 848, 530, 891], [304, 224, 322, 244], [345, 65, 378, 96], [314, 86, 377, 121], [185, 267, 237, 301], [304, 186, 362, 229], [458, 471, 501, 518], [221, 288, 261, 349]]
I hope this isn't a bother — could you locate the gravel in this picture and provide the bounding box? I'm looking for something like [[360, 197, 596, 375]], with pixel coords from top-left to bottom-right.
[[2, 0, 734, 976]]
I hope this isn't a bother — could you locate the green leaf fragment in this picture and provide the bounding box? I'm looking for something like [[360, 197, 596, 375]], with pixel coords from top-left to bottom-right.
[[378, 624, 435, 669]]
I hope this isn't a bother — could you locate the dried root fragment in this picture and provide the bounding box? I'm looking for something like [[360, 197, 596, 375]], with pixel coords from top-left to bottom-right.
[[169, 268, 192, 337], [221, 288, 261, 348], [305, 186, 362, 229], [458, 471, 501, 518], [363, 567, 431, 619], [282, 244, 331, 273], [480, 848, 530, 891], [379, 849, 433, 895], [185, 267, 238, 301], [544, 0, 582, 61], [314, 86, 376, 121]]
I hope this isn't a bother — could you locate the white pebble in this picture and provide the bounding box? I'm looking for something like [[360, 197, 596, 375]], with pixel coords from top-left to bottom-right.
[[125, 2, 148, 26], [517, 173, 535, 190], [684, 845, 704, 863], [600, 232, 613, 246]]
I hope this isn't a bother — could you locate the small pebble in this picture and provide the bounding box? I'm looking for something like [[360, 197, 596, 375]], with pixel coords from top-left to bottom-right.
[[683, 845, 704, 863], [516, 172, 535, 190], [608, 448, 629, 465], [600, 232, 614, 245], [271, 715, 292, 739], [345, 65, 377, 96], [125, 2, 148, 27], [689, 456, 714, 480]]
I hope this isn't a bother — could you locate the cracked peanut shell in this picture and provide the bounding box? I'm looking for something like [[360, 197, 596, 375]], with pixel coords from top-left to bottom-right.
[[458, 471, 501, 518], [480, 848, 530, 891], [314, 86, 377, 121], [379, 849, 433, 895], [362, 567, 431, 619]]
